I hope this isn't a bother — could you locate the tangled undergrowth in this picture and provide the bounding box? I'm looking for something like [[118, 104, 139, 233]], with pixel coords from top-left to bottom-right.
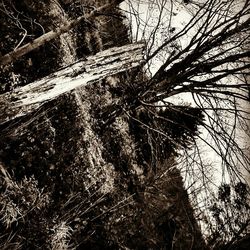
[[0, 0, 207, 249]]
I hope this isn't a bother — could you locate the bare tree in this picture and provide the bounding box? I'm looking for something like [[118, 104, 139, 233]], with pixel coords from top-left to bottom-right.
[[120, 0, 250, 246], [121, 0, 250, 181]]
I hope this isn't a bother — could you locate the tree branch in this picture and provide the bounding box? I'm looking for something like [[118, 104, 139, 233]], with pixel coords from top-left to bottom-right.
[[0, 0, 124, 67]]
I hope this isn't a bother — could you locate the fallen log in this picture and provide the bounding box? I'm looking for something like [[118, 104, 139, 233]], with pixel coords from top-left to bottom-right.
[[0, 42, 145, 125]]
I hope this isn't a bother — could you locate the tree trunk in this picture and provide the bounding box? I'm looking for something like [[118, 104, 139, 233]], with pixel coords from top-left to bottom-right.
[[0, 42, 144, 125], [0, 0, 124, 67]]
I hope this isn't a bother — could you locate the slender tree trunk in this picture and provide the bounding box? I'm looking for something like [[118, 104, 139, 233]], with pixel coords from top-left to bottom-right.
[[0, 42, 144, 124], [0, 0, 124, 67]]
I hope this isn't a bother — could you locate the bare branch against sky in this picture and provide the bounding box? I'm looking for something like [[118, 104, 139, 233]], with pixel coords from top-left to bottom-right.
[[121, 0, 250, 209]]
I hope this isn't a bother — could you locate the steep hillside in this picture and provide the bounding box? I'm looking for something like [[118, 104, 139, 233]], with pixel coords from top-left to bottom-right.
[[0, 0, 207, 249]]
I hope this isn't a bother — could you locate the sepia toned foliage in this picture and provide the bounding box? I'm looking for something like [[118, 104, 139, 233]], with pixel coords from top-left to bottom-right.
[[0, 0, 249, 249]]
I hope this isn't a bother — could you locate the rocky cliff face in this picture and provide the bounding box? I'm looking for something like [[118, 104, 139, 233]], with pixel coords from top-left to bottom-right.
[[0, 0, 207, 249]]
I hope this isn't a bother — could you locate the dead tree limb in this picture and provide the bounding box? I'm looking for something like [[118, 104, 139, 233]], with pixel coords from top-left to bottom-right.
[[0, 42, 145, 124]]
